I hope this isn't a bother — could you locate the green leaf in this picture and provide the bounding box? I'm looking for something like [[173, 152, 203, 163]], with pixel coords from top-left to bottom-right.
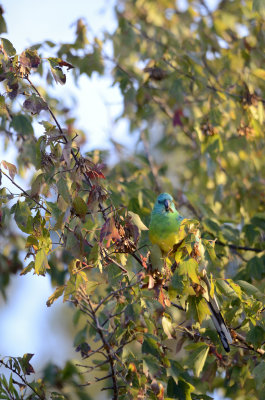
[[73, 196, 88, 218], [0, 15, 7, 34], [251, 215, 265, 231], [167, 376, 194, 399], [246, 256, 265, 280], [85, 280, 99, 294], [31, 173, 45, 196], [226, 279, 242, 300], [237, 280, 261, 297], [143, 354, 162, 379], [168, 359, 186, 380], [65, 231, 82, 258], [46, 201, 62, 220], [64, 276, 76, 301], [57, 178, 71, 203], [20, 261, 35, 276], [11, 201, 32, 232], [203, 239, 216, 262], [253, 361, 265, 388], [252, 0, 265, 13], [246, 325, 265, 348], [202, 218, 220, 235], [185, 342, 209, 377], [1, 38, 16, 56], [46, 286, 65, 307], [187, 296, 211, 324], [10, 115, 34, 135], [179, 258, 200, 284], [215, 279, 238, 298], [48, 58, 66, 84], [243, 224, 260, 244], [142, 336, 161, 358], [170, 270, 184, 293], [149, 243, 163, 270], [18, 353, 35, 375], [128, 211, 148, 230], [35, 248, 49, 275]]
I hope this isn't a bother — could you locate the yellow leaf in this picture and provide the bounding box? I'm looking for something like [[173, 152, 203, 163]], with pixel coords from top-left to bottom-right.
[[252, 68, 265, 80], [46, 285, 65, 307], [179, 258, 200, 284]]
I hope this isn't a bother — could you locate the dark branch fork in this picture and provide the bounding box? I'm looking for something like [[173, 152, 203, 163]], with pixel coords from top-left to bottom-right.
[[25, 76, 108, 222]]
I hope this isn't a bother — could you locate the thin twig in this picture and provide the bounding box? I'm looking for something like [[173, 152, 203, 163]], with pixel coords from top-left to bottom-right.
[[104, 254, 128, 274], [84, 294, 119, 399], [171, 301, 186, 312], [1, 169, 51, 214], [0, 359, 45, 400], [216, 240, 263, 253], [94, 279, 141, 314], [233, 331, 265, 356], [25, 76, 108, 221]]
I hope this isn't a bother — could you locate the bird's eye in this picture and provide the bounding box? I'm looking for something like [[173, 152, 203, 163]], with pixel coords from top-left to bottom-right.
[[158, 200, 163, 204]]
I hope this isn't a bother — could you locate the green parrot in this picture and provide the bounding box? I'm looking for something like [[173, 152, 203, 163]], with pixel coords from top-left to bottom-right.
[[149, 192, 233, 352]]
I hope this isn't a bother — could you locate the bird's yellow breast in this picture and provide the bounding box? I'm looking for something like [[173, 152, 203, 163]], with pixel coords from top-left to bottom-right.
[[149, 230, 181, 254]]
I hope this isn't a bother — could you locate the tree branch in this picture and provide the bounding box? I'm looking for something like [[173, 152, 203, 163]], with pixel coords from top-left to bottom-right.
[[0, 359, 45, 400], [76, 286, 119, 399], [0, 169, 51, 214], [216, 240, 263, 253], [25, 76, 108, 221], [232, 331, 265, 356]]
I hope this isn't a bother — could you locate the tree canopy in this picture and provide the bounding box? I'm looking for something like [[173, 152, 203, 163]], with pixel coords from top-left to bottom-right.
[[0, 1, 265, 399]]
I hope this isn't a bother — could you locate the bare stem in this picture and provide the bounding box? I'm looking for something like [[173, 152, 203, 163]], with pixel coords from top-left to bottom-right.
[[0, 169, 51, 214], [216, 240, 262, 253], [77, 286, 119, 399]]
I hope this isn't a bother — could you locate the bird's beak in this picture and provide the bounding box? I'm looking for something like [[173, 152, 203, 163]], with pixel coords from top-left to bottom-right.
[[164, 199, 170, 212]]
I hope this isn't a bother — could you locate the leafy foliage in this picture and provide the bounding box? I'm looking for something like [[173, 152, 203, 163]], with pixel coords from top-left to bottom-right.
[[0, 1, 265, 399]]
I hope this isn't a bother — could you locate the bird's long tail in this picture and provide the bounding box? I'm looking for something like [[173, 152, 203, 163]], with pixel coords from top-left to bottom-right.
[[202, 272, 233, 353]]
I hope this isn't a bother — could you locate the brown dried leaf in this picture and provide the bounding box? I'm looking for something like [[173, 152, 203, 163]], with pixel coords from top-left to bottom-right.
[[100, 217, 121, 248], [58, 60, 74, 70], [85, 163, 106, 180], [1, 160, 17, 179], [23, 94, 48, 115], [87, 185, 108, 208], [20, 49, 41, 68]]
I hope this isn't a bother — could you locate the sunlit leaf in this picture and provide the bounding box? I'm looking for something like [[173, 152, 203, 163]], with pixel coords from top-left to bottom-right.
[[179, 258, 200, 284], [1, 38, 16, 56], [46, 286, 65, 307]]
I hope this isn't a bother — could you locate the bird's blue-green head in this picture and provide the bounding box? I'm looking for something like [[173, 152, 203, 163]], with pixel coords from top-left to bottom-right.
[[152, 193, 178, 215]]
